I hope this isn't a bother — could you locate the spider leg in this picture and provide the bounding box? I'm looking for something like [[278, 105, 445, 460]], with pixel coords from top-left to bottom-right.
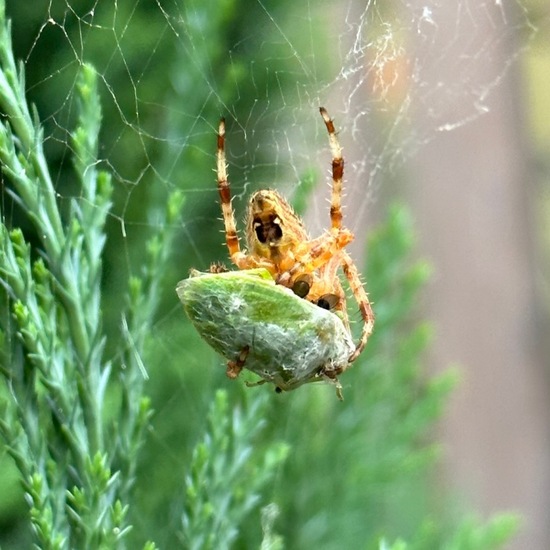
[[321, 371, 344, 401], [327, 271, 350, 332], [341, 250, 374, 361], [276, 108, 347, 288], [245, 378, 268, 388], [217, 119, 277, 273], [226, 345, 250, 379], [319, 107, 343, 231], [217, 118, 249, 267], [277, 229, 353, 286]]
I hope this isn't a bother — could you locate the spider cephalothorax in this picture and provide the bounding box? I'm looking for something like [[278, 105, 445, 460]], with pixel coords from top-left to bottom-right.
[[215, 107, 374, 385]]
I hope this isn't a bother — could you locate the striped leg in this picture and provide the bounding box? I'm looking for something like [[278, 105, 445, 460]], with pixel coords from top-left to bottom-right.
[[341, 250, 375, 361], [217, 118, 243, 263], [319, 107, 344, 231]]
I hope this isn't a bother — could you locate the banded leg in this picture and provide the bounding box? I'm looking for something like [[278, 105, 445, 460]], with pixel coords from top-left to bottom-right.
[[341, 250, 374, 361], [217, 118, 242, 262], [217, 119, 275, 273], [319, 107, 344, 231]]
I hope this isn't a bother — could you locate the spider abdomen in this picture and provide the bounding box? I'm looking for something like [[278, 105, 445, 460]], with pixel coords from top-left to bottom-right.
[[246, 189, 308, 262]]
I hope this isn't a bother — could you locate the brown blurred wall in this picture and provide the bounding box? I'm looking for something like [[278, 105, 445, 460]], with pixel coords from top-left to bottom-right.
[[405, 2, 550, 548]]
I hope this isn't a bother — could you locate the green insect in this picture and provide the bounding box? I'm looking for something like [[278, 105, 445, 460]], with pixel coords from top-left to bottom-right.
[[177, 269, 354, 399]]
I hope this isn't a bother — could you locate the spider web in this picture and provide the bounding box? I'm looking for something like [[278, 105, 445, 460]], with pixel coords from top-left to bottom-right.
[[10, 0, 534, 257], [3, 0, 534, 453], [0, 0, 538, 545]]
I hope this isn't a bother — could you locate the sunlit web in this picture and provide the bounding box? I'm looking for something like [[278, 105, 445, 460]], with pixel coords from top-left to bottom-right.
[[11, 0, 533, 294]]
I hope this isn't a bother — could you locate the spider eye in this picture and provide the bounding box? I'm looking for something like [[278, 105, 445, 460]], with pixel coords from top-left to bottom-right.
[[292, 274, 312, 298], [317, 294, 340, 310]]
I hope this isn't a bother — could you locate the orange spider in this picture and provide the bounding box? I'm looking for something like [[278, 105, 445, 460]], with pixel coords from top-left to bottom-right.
[[216, 107, 374, 379]]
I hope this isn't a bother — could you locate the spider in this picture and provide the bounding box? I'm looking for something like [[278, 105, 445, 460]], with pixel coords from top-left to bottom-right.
[[216, 107, 374, 383]]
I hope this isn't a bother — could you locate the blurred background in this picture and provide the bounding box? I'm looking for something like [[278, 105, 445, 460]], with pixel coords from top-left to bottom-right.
[[407, 2, 550, 548], [1, 0, 549, 547]]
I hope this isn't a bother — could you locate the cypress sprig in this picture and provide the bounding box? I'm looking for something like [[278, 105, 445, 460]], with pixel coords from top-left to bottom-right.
[[181, 389, 289, 550], [0, 1, 158, 546]]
